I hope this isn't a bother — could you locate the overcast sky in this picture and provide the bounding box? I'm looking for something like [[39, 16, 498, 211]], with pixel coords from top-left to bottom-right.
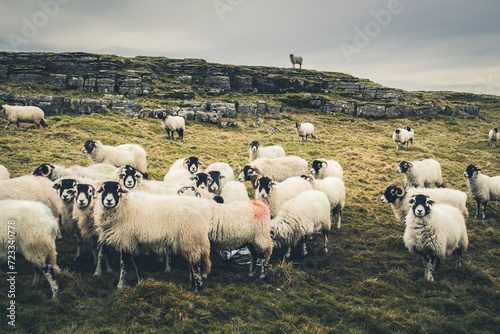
[[1, 0, 499, 95]]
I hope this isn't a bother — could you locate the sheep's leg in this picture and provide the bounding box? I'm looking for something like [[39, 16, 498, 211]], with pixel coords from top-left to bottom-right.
[[94, 244, 105, 276], [90, 237, 98, 266], [246, 244, 258, 277], [284, 246, 292, 259], [73, 230, 82, 261], [178, 128, 184, 139], [157, 253, 164, 263], [189, 263, 203, 292], [474, 200, 481, 219], [482, 201, 488, 221], [5, 121, 13, 130], [453, 248, 463, 268], [16, 121, 20, 129], [117, 251, 130, 289], [40, 264, 60, 298], [164, 253, 171, 273], [323, 230, 329, 253], [337, 209, 342, 230], [259, 256, 268, 279], [301, 237, 308, 256], [32, 265, 42, 286], [131, 254, 144, 284]]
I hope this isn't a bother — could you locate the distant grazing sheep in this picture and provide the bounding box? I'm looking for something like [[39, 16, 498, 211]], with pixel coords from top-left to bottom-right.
[[404, 194, 468, 281], [248, 141, 285, 162], [463, 164, 500, 220], [396, 159, 445, 188], [1, 104, 48, 130], [392, 127, 414, 150], [0, 200, 61, 297], [489, 128, 498, 147], [289, 54, 303, 69], [294, 122, 316, 142], [0, 164, 9, 180], [157, 110, 185, 139], [82, 140, 147, 174]]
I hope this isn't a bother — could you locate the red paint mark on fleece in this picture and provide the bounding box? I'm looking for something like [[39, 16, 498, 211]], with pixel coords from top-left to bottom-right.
[[251, 201, 270, 222]]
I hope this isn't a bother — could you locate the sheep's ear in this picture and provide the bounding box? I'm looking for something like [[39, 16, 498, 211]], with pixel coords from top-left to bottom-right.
[[96, 185, 104, 194], [119, 185, 129, 194], [220, 175, 225, 179], [118, 172, 126, 179], [270, 181, 277, 188], [53, 182, 61, 190], [236, 166, 242, 172], [135, 172, 143, 182], [270, 229, 276, 240], [427, 199, 435, 206], [408, 198, 415, 205], [198, 160, 204, 166]]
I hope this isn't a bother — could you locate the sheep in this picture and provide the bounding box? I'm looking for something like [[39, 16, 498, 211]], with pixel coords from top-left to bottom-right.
[[82, 140, 148, 174], [72, 182, 112, 276], [190, 172, 212, 192], [1, 104, 48, 130], [489, 128, 499, 147], [219, 181, 250, 203], [168, 156, 204, 174], [248, 141, 286, 162], [271, 190, 331, 259], [238, 156, 308, 188], [157, 110, 185, 139], [404, 194, 468, 281], [163, 157, 204, 188], [289, 54, 303, 69], [396, 159, 445, 188], [0, 200, 61, 297], [117, 165, 177, 195], [463, 164, 500, 220], [33, 163, 118, 181], [302, 175, 346, 230], [0, 175, 60, 220], [255, 176, 312, 218], [53, 178, 84, 261], [205, 162, 235, 195], [94, 181, 212, 291], [294, 122, 316, 142], [392, 127, 414, 149], [310, 159, 343, 180], [209, 200, 273, 278], [0, 164, 9, 179], [380, 185, 469, 224]]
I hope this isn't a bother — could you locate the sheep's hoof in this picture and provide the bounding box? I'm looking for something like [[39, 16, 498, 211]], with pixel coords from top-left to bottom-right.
[[93, 270, 102, 276], [301, 250, 308, 256], [248, 272, 255, 278], [259, 272, 267, 279]]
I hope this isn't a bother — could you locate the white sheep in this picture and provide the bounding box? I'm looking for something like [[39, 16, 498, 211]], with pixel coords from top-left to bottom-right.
[[396, 159, 445, 188], [255, 176, 312, 218], [294, 122, 316, 142], [289, 54, 303, 69], [205, 162, 235, 195], [118, 165, 177, 195], [380, 185, 469, 224], [489, 128, 499, 147], [0, 200, 61, 297], [158, 110, 185, 139], [302, 175, 346, 230], [248, 141, 286, 162], [33, 163, 118, 181], [163, 157, 204, 188], [0, 164, 9, 180], [82, 140, 148, 174], [0, 175, 60, 220], [1, 104, 48, 130], [209, 200, 273, 278], [72, 181, 113, 276], [238, 156, 308, 188], [392, 127, 414, 150], [463, 165, 500, 220], [310, 159, 343, 180], [404, 194, 468, 281], [219, 181, 250, 203], [94, 181, 212, 291], [53, 178, 84, 261], [271, 190, 331, 259]]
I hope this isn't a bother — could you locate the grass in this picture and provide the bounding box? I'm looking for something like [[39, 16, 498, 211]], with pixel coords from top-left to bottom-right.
[[0, 105, 499, 333]]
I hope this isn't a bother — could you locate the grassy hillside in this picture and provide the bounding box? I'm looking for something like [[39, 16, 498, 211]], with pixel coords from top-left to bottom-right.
[[0, 105, 499, 333]]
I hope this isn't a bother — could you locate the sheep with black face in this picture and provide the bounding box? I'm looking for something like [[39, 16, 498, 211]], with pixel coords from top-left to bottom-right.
[[463, 164, 500, 220], [404, 194, 468, 281], [82, 140, 147, 174], [396, 159, 445, 188]]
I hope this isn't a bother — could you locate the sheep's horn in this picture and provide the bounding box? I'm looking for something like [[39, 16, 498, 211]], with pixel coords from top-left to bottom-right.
[[395, 186, 405, 197]]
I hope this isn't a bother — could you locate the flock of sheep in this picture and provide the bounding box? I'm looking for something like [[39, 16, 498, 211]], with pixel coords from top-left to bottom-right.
[[0, 104, 499, 297]]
